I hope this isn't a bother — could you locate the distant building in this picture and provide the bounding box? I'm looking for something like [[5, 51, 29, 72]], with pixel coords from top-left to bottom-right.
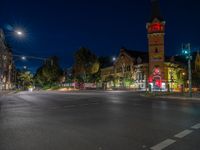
[[195, 51, 200, 72], [101, 0, 186, 91], [0, 29, 16, 90]]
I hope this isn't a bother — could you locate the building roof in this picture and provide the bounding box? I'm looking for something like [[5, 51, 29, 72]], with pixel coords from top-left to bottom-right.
[[123, 49, 149, 64]]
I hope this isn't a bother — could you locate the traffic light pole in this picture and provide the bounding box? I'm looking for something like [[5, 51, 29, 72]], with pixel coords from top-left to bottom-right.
[[182, 43, 192, 97]]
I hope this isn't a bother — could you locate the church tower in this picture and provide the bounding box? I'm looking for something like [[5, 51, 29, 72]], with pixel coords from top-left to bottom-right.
[[147, 0, 165, 88]]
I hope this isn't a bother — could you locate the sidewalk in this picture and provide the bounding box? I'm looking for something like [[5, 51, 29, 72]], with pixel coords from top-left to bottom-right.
[[141, 92, 200, 101]]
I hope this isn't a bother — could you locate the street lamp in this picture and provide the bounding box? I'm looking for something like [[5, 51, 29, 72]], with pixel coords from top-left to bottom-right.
[[4, 25, 25, 38], [14, 29, 24, 37], [21, 56, 26, 60], [112, 57, 116, 62], [182, 43, 192, 97], [23, 66, 27, 70]]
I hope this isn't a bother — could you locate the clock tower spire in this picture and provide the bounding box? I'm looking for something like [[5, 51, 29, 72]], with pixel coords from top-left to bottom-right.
[[147, 0, 166, 89]]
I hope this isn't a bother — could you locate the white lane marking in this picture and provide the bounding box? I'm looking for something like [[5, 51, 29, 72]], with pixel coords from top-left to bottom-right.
[[150, 139, 176, 150], [191, 123, 200, 129], [174, 129, 193, 138]]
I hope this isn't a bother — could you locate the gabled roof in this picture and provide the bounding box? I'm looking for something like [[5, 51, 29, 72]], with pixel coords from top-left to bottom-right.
[[122, 49, 149, 64]]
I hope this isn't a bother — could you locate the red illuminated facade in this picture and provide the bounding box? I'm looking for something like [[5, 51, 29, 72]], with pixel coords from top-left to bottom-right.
[[147, 23, 165, 33], [146, 0, 166, 89]]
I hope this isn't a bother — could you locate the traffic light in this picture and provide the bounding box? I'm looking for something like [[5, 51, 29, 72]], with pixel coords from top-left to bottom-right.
[[181, 44, 191, 58], [182, 50, 189, 55]]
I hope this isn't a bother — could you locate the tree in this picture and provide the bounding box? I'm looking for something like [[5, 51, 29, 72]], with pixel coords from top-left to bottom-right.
[[17, 70, 33, 90], [73, 47, 99, 82], [34, 56, 63, 87]]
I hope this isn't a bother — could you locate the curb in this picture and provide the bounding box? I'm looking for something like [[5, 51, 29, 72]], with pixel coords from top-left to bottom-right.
[[157, 96, 200, 101], [140, 94, 200, 102]]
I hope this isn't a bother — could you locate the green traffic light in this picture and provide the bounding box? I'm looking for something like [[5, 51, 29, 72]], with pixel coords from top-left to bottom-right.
[[182, 49, 189, 55]]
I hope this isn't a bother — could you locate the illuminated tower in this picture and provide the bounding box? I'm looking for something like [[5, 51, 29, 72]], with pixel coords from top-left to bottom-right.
[[147, 0, 165, 88]]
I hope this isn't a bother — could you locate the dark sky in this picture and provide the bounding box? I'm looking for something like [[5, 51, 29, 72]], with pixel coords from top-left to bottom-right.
[[1, 0, 200, 72]]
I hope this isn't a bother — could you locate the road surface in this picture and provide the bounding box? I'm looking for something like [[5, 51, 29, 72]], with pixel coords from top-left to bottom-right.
[[0, 91, 200, 150]]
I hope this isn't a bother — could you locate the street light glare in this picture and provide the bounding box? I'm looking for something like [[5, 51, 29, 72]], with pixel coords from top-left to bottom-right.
[[22, 56, 26, 60], [112, 57, 116, 61], [15, 30, 24, 37], [17, 31, 22, 35]]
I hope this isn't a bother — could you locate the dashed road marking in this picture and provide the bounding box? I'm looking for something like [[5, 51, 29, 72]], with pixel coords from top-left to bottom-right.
[[191, 123, 200, 129], [174, 129, 193, 138], [150, 139, 176, 150]]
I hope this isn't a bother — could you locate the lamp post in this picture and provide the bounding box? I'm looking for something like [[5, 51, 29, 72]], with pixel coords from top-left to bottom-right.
[[182, 43, 192, 97]]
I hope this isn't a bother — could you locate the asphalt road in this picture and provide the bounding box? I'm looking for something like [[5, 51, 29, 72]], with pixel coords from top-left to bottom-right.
[[0, 90, 200, 150]]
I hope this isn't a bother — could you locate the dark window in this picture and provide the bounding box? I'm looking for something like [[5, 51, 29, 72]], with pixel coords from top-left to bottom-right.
[[127, 66, 131, 71], [155, 48, 159, 53], [117, 68, 122, 73]]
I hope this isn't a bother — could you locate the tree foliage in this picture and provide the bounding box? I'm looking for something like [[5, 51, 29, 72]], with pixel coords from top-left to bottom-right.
[[73, 47, 99, 82], [34, 56, 63, 86], [17, 70, 33, 89]]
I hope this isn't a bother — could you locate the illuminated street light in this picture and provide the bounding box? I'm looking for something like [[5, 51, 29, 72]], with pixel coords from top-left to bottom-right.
[[23, 66, 27, 69], [21, 56, 26, 60], [112, 57, 116, 61], [14, 29, 25, 37]]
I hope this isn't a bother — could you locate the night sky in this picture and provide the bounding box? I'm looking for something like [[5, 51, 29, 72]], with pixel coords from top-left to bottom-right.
[[1, 0, 200, 72]]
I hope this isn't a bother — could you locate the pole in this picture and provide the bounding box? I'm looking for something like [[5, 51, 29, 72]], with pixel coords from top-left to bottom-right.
[[182, 43, 192, 97], [187, 44, 192, 97], [188, 56, 192, 97]]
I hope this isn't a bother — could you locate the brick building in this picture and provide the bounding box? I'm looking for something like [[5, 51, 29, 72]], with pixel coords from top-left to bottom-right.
[[0, 29, 16, 90], [101, 0, 186, 91]]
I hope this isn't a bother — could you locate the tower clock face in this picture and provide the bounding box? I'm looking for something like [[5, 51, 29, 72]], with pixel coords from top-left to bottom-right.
[[148, 23, 164, 33]]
